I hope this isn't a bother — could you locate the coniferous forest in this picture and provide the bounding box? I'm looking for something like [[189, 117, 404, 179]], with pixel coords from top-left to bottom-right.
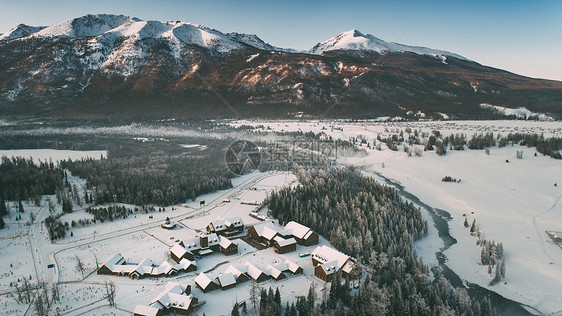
[[269, 167, 493, 315]]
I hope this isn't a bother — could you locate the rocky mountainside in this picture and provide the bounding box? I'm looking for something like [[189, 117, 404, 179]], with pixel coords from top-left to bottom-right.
[[1, 14, 561, 119]]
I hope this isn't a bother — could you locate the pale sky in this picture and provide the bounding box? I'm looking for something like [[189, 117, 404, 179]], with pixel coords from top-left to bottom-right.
[[1, 0, 561, 81]]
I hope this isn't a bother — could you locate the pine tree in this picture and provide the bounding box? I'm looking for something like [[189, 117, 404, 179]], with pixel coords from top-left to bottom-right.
[[0, 197, 7, 217], [231, 303, 240, 316], [470, 219, 476, 233]]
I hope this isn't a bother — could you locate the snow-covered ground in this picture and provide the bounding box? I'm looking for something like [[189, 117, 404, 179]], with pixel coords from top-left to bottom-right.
[[0, 149, 107, 164], [3, 119, 562, 315], [231, 119, 562, 314]]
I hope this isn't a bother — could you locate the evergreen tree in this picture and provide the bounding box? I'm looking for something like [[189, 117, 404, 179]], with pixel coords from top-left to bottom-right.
[[231, 303, 240, 316], [0, 197, 7, 217]]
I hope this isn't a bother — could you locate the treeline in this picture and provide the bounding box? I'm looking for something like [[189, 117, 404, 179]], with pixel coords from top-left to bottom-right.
[[86, 205, 160, 223], [269, 166, 493, 315], [374, 129, 561, 159], [0, 156, 64, 203], [60, 138, 235, 206]]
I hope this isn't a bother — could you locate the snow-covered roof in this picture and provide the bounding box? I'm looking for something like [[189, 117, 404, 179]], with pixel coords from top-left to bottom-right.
[[312, 245, 350, 270], [341, 259, 355, 274], [110, 264, 136, 274], [153, 261, 176, 275], [218, 273, 237, 287], [224, 265, 245, 279], [252, 222, 279, 240], [195, 272, 215, 289], [265, 264, 284, 279], [245, 262, 266, 280], [150, 282, 190, 308], [133, 305, 160, 316], [274, 236, 297, 247], [319, 260, 339, 276], [170, 244, 187, 258], [174, 258, 196, 271], [133, 258, 155, 275], [284, 221, 312, 239], [219, 236, 234, 249], [210, 217, 244, 232], [284, 259, 302, 274], [101, 253, 125, 270]]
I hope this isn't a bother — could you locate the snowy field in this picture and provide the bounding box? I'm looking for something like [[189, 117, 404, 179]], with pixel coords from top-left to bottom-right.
[[0, 201, 44, 315], [0, 149, 107, 163], [232, 119, 562, 315]]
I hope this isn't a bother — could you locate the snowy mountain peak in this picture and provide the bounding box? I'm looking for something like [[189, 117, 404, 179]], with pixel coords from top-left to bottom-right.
[[309, 29, 467, 60], [0, 23, 46, 41]]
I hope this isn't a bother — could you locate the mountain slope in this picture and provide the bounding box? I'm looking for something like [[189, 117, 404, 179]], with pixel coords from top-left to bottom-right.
[[0, 14, 561, 119]]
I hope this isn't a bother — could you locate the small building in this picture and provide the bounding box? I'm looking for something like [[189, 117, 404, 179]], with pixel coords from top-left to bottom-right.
[[315, 260, 339, 282], [311, 245, 356, 281], [98, 253, 128, 275], [133, 305, 162, 316], [273, 236, 297, 254], [219, 236, 238, 255], [149, 282, 198, 315], [224, 265, 249, 283], [265, 264, 286, 281], [130, 258, 155, 279], [194, 272, 220, 293], [275, 260, 303, 275], [170, 244, 195, 262], [247, 222, 279, 246], [284, 221, 319, 246], [218, 273, 237, 290], [180, 233, 221, 255], [207, 217, 244, 236], [175, 258, 197, 273], [245, 262, 268, 282]]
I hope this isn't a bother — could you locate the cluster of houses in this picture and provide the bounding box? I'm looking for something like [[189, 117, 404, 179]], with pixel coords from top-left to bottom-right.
[[134, 282, 200, 316], [247, 221, 319, 253], [98, 253, 197, 279], [194, 260, 303, 292], [171, 231, 239, 261]]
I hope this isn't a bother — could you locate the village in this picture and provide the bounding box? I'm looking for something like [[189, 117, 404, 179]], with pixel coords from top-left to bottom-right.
[[0, 170, 360, 316], [96, 215, 357, 315]]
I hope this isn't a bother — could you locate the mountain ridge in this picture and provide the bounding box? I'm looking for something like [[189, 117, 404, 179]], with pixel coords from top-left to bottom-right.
[[0, 14, 561, 119]]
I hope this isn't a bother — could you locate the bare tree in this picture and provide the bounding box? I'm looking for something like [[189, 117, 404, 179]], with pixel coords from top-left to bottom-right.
[[35, 294, 45, 316], [249, 279, 260, 310], [51, 284, 59, 302], [105, 280, 116, 307], [76, 255, 85, 278]]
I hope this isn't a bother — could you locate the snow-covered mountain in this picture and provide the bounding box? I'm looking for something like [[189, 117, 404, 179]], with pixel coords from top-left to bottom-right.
[[309, 29, 467, 60], [0, 14, 561, 119], [0, 24, 47, 41]]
